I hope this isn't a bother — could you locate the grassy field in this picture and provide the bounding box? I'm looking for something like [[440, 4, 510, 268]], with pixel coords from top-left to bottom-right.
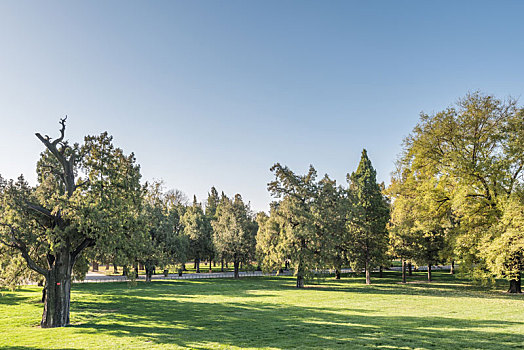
[[1, 271, 523, 349]]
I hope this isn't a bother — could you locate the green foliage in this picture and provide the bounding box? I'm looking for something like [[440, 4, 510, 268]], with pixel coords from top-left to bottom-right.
[[392, 93, 524, 286], [259, 164, 331, 286], [136, 181, 189, 278], [347, 150, 390, 278], [77, 132, 144, 272], [0, 122, 142, 290], [482, 193, 524, 282], [212, 194, 257, 267], [182, 197, 213, 264], [313, 175, 350, 275]]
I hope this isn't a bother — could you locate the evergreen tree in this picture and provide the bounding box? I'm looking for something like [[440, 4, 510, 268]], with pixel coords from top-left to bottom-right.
[[137, 181, 189, 282], [259, 163, 324, 288], [0, 119, 143, 327], [205, 187, 219, 219], [347, 150, 390, 285], [212, 194, 257, 278], [314, 175, 350, 279], [204, 186, 220, 270], [181, 196, 212, 273]]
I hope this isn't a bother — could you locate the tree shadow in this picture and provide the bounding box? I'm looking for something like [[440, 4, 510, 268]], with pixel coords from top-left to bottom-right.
[[6, 348, 76, 350], [0, 289, 36, 305], [68, 278, 524, 349], [306, 271, 524, 301]]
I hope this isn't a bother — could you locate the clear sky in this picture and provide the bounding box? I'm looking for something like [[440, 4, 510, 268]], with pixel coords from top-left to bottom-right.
[[1, 1, 523, 212]]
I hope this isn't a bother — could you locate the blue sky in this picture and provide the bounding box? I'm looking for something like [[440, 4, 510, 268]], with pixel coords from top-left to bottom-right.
[[1, 1, 523, 212]]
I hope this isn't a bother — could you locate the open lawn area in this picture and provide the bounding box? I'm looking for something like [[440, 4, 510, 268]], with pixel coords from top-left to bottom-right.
[[1, 271, 523, 349]]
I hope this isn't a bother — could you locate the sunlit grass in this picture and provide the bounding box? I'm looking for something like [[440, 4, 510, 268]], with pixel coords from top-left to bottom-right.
[[1, 271, 523, 349]]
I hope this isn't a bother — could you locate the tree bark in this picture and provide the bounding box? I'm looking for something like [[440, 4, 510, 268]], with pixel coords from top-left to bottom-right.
[[221, 259, 224, 272], [365, 261, 371, 285], [408, 262, 412, 276], [195, 258, 200, 273], [296, 274, 304, 288], [92, 261, 98, 272], [335, 267, 341, 280], [508, 272, 522, 293], [401, 259, 406, 283], [233, 259, 240, 279], [41, 253, 73, 328], [379, 266, 383, 278], [145, 266, 153, 282], [427, 264, 432, 282], [113, 263, 118, 274], [450, 260, 455, 275]]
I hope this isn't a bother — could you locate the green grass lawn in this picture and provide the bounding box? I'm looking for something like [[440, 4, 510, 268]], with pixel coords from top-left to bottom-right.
[[1, 271, 523, 349]]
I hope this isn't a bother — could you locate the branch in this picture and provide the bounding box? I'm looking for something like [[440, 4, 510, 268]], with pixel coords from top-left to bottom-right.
[[23, 200, 54, 219], [0, 223, 47, 276], [52, 116, 67, 147], [436, 197, 450, 211], [0, 236, 17, 249], [75, 179, 90, 190], [507, 163, 523, 196], [36, 118, 77, 197], [71, 237, 95, 264]]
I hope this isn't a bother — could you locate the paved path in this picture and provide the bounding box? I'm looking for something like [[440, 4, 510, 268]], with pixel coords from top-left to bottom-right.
[[78, 265, 452, 283]]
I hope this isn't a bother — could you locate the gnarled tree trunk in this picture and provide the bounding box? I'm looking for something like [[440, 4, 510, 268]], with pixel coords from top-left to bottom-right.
[[41, 252, 73, 328]]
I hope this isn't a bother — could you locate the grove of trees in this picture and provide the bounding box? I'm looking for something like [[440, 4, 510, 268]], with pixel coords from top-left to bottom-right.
[[1, 92, 523, 327]]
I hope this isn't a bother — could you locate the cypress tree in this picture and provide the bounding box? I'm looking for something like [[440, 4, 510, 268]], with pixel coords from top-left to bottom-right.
[[347, 149, 390, 285]]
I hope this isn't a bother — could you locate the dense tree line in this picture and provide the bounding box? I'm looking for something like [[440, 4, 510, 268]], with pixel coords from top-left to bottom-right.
[[1, 92, 523, 327], [256, 150, 390, 287], [0, 120, 259, 327]]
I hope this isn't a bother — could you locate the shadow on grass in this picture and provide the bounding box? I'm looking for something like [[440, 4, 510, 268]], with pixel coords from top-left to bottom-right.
[[6, 348, 74, 350], [68, 275, 524, 349], [0, 290, 36, 305], [304, 271, 524, 301]]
